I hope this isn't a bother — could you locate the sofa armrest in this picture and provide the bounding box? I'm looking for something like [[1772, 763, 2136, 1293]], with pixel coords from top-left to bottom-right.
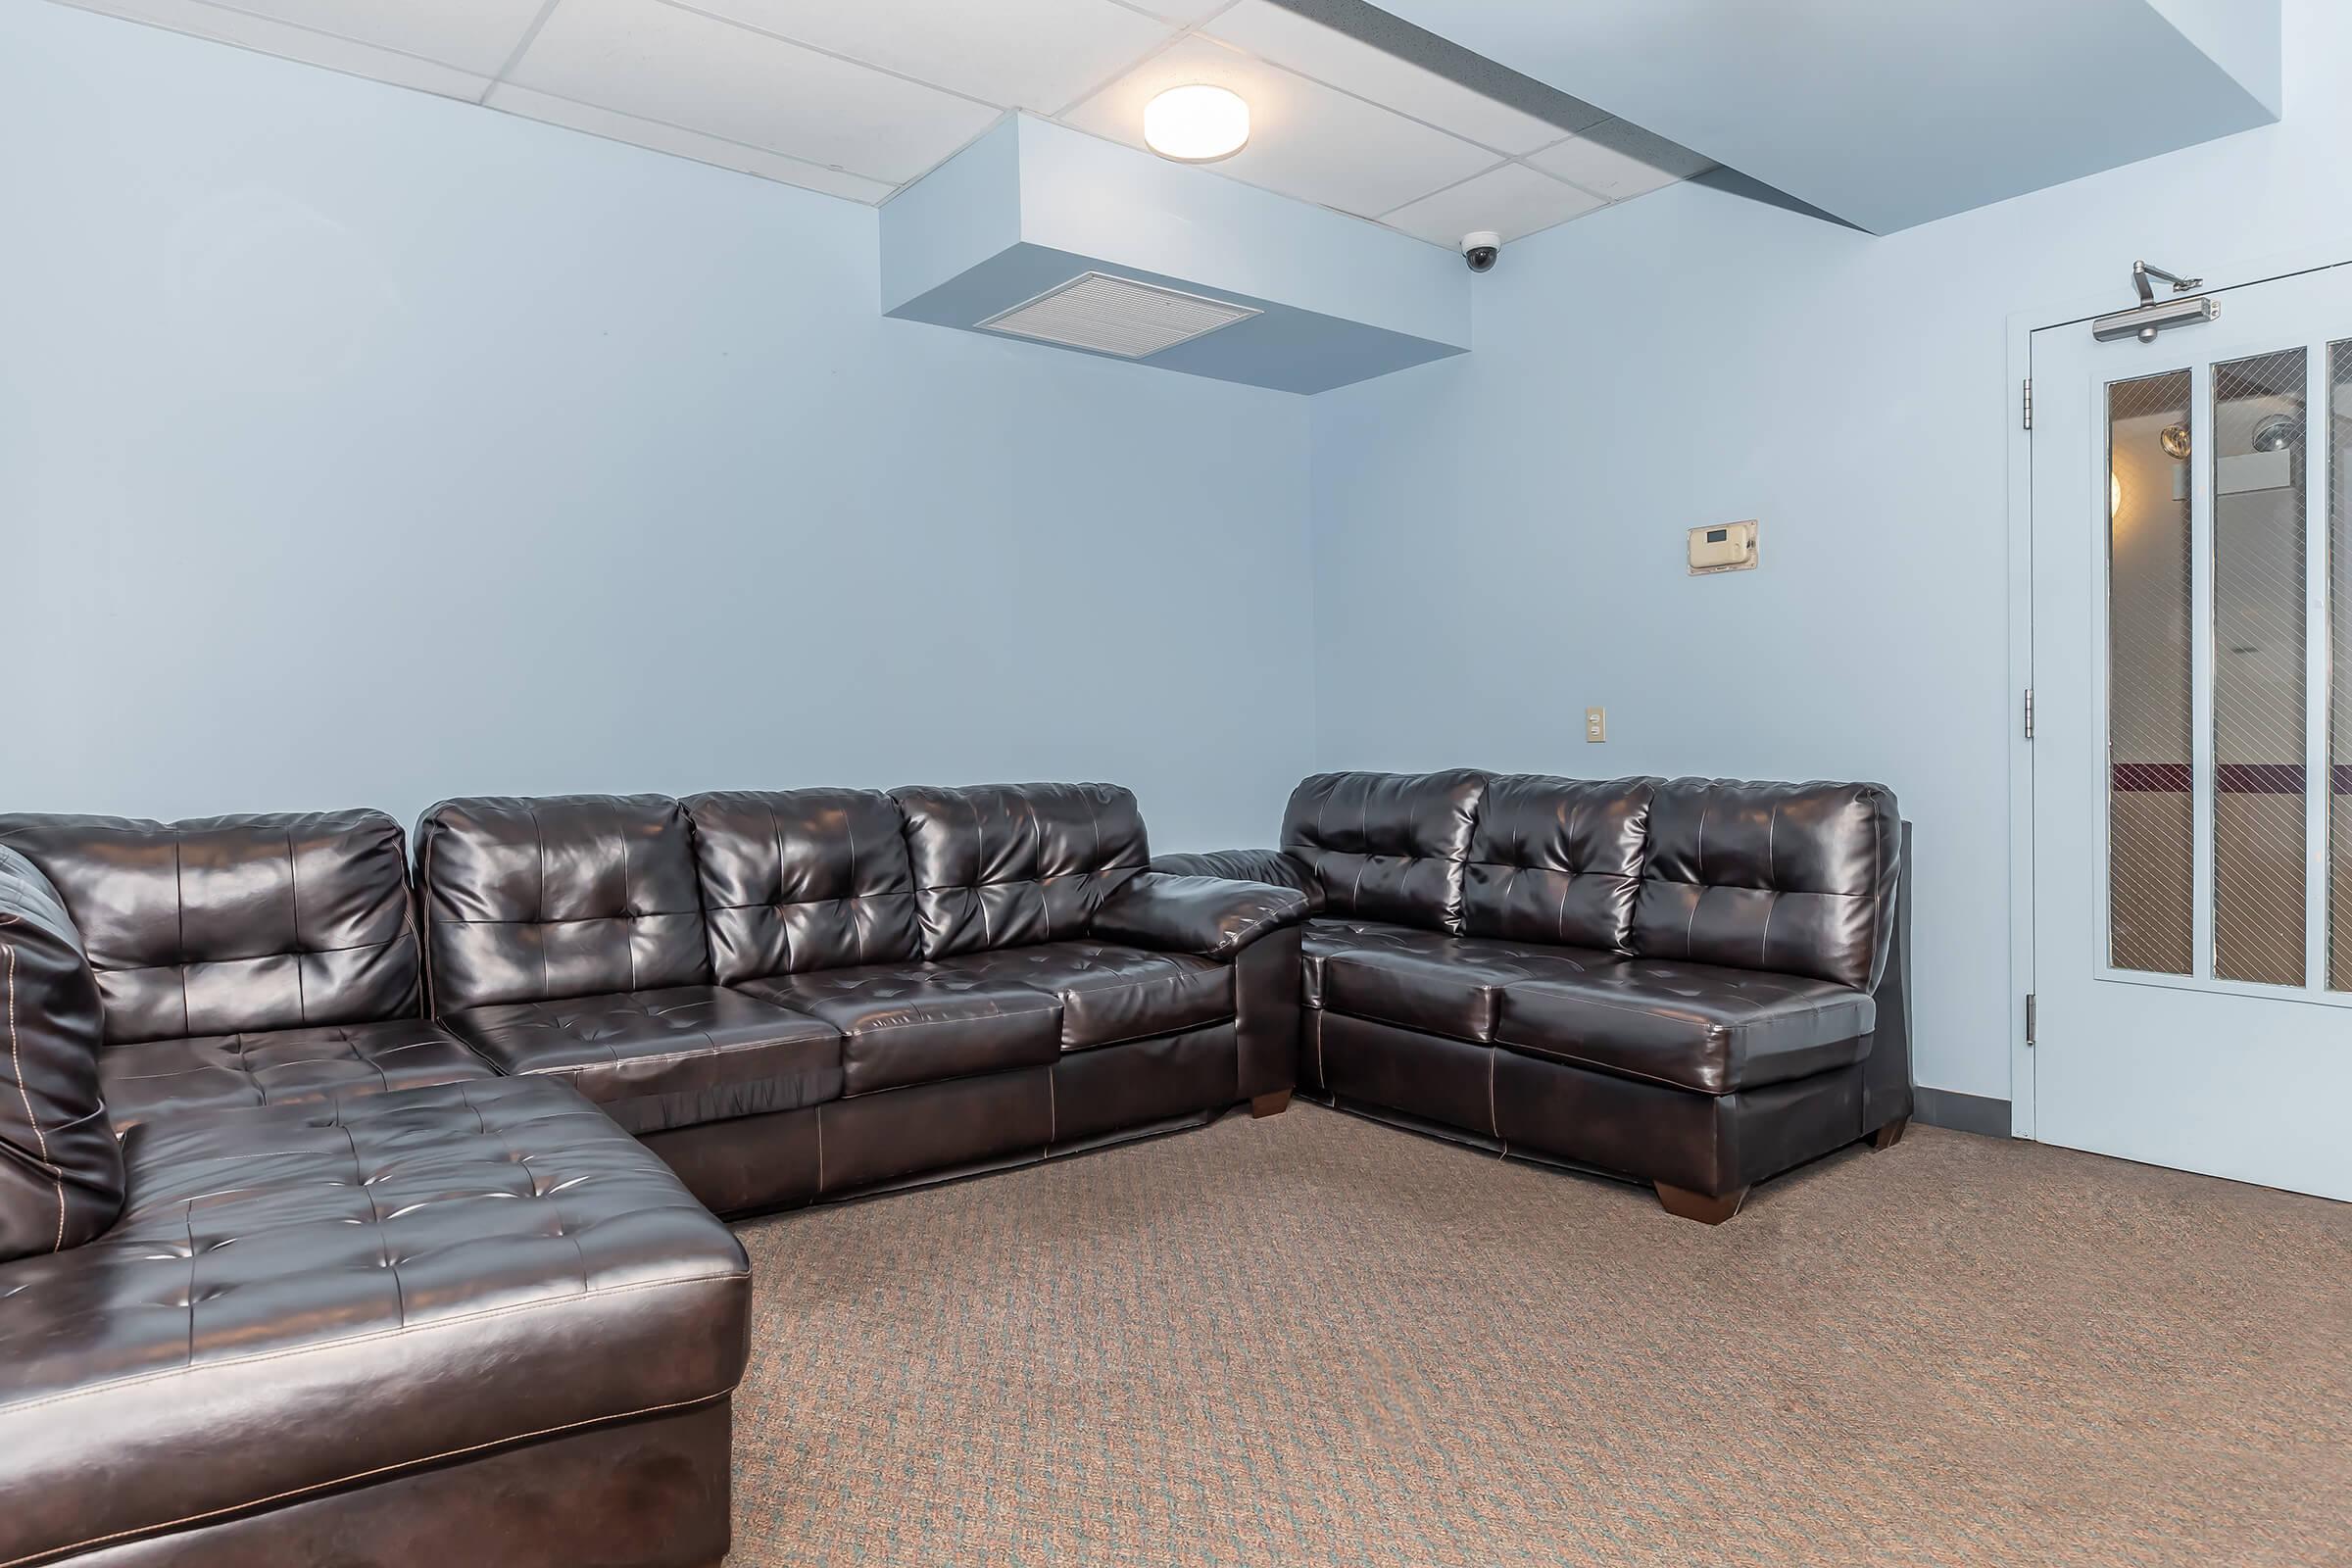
[[1146, 849, 1324, 914], [1091, 872, 1310, 960]]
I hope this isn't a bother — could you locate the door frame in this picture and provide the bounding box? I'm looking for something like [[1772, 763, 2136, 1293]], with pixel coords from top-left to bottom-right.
[[2002, 237, 2352, 1142]]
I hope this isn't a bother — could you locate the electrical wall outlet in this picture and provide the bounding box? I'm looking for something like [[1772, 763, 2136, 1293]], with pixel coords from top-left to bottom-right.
[[1585, 707, 1607, 743]]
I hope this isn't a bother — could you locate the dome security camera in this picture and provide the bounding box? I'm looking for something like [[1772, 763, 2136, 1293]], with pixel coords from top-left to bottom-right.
[[1460, 231, 1500, 272]]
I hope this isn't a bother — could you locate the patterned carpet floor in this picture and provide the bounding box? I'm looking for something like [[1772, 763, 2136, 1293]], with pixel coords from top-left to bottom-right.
[[726, 1103, 2351, 1568]]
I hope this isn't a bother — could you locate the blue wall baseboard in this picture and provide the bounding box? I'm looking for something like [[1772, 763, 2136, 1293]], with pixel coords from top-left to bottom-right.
[[1914, 1087, 2011, 1139]]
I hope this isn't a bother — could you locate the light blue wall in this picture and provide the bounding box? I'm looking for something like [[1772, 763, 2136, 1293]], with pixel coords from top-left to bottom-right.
[[1309, 0, 2352, 1102], [0, 2, 1315, 851], [11, 0, 2346, 1110]]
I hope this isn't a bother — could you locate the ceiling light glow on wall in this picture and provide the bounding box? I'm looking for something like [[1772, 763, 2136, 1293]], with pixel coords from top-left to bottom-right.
[[1145, 85, 1250, 163]]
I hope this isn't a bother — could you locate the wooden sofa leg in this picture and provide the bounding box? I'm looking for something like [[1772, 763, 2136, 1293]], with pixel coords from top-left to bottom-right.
[[1869, 1115, 1910, 1151], [1654, 1182, 1746, 1224], [1250, 1090, 1294, 1119]]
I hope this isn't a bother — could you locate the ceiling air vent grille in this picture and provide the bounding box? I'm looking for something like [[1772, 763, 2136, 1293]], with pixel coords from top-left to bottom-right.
[[977, 271, 1260, 358]]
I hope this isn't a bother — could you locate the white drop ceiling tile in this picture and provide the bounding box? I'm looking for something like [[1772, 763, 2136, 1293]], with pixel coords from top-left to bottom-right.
[[1380, 162, 1604, 247], [666, 0, 1173, 114], [485, 84, 897, 200], [59, 0, 491, 98], [1526, 119, 1714, 201], [508, 0, 1002, 184], [1061, 35, 1496, 220], [1204, 0, 1560, 155], [186, 0, 550, 74], [1117, 0, 1234, 24]]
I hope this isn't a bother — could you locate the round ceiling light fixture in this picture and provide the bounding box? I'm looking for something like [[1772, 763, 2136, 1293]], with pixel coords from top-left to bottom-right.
[[1145, 84, 1250, 164]]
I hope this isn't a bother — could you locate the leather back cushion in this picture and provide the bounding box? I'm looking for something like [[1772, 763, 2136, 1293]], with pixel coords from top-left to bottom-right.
[[0, 848, 124, 1261], [417, 795, 710, 1010], [891, 783, 1148, 959], [1462, 775, 1657, 950], [1630, 778, 1901, 989], [0, 810, 420, 1045], [682, 789, 920, 983], [1280, 771, 1487, 935]]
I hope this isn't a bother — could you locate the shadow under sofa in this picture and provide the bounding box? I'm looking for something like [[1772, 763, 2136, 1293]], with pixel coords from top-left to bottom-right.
[[0, 781, 1308, 1567], [1154, 769, 1914, 1223]]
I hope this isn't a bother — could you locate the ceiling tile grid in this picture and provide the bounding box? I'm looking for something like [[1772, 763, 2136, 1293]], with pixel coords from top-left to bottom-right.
[[42, 0, 1716, 251]]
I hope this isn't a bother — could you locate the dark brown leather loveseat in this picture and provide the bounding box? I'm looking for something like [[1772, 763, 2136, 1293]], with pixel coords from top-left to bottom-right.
[[0, 781, 1306, 1566], [1154, 770, 1912, 1222]]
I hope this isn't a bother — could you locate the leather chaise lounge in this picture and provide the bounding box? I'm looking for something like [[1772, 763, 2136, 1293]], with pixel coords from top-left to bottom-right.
[[0, 833, 748, 1568], [0, 783, 1306, 1566], [1153, 769, 1913, 1223]]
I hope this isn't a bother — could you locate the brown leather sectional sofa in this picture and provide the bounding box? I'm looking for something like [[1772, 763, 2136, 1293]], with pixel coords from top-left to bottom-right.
[[0, 768, 1906, 1565], [0, 783, 1307, 1567], [1154, 770, 1913, 1223]]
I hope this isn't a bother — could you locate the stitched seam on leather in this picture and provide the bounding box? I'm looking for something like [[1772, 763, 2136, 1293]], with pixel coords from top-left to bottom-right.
[[1869, 802, 1887, 989], [763, 798, 796, 976], [1487, 1039, 1497, 1139], [285, 827, 308, 1027], [518, 1035, 825, 1074], [419, 822, 440, 1016], [0, 1389, 735, 1568], [1684, 798, 1707, 957], [173, 839, 189, 1040], [4, 943, 66, 1253], [617, 801, 637, 995], [528, 804, 549, 1002], [0, 1268, 752, 1418], [1495, 1000, 1868, 1088], [972, 797, 992, 952], [844, 806, 867, 967]]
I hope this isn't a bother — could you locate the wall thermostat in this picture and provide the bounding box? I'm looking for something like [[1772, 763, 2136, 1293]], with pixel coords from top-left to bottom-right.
[[1688, 520, 1758, 575]]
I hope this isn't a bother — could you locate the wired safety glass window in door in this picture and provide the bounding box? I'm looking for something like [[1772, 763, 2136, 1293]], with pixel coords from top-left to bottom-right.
[[2029, 259, 2352, 1201]]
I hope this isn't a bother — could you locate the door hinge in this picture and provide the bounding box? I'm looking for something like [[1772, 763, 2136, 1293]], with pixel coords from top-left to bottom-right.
[[2022, 377, 2033, 430], [2025, 993, 2037, 1048], [2023, 687, 2034, 739]]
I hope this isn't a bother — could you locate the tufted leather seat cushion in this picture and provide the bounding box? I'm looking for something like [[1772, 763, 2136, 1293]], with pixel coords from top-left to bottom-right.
[[737, 957, 1066, 1096], [1461, 774, 1656, 950], [1495, 958, 1877, 1094], [1629, 778, 1902, 990], [416, 794, 712, 1011], [1298, 916, 1431, 1009], [440, 985, 843, 1135], [1280, 770, 1487, 934], [99, 1017, 495, 1132], [0, 1076, 749, 1568], [0, 809, 424, 1045], [0, 848, 122, 1264], [1320, 932, 1603, 1044], [682, 788, 922, 982], [891, 782, 1149, 959]]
